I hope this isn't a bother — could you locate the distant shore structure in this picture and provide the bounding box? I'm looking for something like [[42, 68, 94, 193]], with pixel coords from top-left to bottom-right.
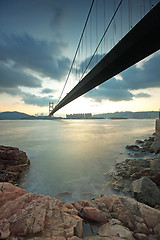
[[109, 117, 128, 120], [66, 113, 92, 119]]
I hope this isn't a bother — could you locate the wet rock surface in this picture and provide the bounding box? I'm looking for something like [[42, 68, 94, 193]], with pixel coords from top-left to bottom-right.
[[0, 182, 160, 240], [105, 135, 160, 208], [0, 145, 30, 184], [126, 136, 159, 158]]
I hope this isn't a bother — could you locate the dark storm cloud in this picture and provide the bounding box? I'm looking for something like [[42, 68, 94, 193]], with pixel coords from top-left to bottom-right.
[[85, 52, 160, 102], [22, 93, 56, 107], [86, 84, 134, 102], [0, 0, 66, 37], [41, 88, 55, 94], [0, 0, 72, 107], [0, 63, 41, 88], [0, 32, 66, 106], [121, 54, 160, 90], [0, 33, 70, 80], [0, 62, 57, 107], [0, 87, 22, 96]]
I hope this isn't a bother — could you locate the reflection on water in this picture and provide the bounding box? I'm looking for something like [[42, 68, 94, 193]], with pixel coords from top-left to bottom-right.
[[0, 119, 155, 201]]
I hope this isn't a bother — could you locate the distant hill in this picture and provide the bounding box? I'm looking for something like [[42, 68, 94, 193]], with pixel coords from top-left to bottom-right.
[[0, 111, 32, 120], [93, 111, 159, 119]]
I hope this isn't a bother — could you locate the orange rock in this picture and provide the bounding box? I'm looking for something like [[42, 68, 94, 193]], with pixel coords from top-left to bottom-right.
[[98, 222, 135, 239], [0, 183, 160, 239], [0, 182, 26, 208], [0, 219, 10, 239], [80, 206, 110, 223], [138, 203, 160, 230]]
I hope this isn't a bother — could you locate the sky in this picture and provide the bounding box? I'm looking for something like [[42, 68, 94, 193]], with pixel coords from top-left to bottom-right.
[[0, 0, 160, 117]]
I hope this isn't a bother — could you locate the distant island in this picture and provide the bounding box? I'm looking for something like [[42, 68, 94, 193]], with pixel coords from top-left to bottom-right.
[[0, 111, 62, 120], [0, 111, 32, 120], [93, 111, 159, 119], [0, 111, 159, 120]]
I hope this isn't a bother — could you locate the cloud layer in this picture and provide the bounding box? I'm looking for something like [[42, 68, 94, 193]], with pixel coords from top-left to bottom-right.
[[0, 32, 70, 106], [22, 93, 56, 107], [0, 33, 70, 81], [0, 0, 159, 109], [85, 52, 160, 102], [0, 0, 72, 107]]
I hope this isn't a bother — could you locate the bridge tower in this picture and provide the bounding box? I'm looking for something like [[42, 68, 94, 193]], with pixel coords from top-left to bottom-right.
[[49, 102, 54, 116]]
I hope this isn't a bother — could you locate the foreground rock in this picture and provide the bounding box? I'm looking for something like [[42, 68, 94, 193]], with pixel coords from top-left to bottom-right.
[[0, 183, 160, 240], [0, 145, 30, 183], [132, 176, 160, 207]]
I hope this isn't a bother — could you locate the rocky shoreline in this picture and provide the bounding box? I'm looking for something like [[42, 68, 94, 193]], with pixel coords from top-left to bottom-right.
[[0, 135, 160, 239], [106, 134, 160, 208]]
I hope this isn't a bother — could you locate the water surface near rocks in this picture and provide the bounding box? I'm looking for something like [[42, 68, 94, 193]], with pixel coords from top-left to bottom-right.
[[0, 119, 155, 201]]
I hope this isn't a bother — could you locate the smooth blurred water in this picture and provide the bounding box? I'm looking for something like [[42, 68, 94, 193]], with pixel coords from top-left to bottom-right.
[[0, 119, 155, 201]]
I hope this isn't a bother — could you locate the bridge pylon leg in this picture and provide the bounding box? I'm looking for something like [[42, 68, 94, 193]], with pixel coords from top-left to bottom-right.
[[49, 102, 54, 116]]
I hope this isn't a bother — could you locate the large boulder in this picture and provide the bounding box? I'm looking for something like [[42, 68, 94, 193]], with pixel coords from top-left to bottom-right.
[[132, 168, 160, 188], [150, 156, 160, 170], [132, 176, 160, 207], [150, 139, 160, 154], [0, 145, 30, 183], [98, 222, 134, 239]]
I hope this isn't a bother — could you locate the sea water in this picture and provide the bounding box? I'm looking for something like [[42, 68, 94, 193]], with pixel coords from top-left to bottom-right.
[[0, 119, 155, 201]]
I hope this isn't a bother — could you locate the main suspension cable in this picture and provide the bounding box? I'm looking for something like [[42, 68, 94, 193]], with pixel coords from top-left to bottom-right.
[[57, 0, 95, 104]]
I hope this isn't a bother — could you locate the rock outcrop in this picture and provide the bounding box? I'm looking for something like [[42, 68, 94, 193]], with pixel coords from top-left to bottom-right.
[[105, 135, 160, 208], [0, 183, 160, 240], [0, 145, 30, 183], [126, 136, 157, 157], [0, 183, 83, 240]]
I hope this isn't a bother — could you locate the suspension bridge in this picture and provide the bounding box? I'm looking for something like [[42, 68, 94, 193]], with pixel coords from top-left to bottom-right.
[[49, 0, 160, 116]]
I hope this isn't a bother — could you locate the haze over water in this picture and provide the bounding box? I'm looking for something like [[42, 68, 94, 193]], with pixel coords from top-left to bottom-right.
[[0, 119, 155, 201]]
